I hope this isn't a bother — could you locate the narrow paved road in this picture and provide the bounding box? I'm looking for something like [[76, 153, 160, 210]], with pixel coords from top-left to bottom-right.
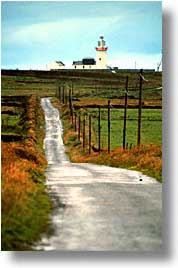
[[34, 98, 162, 251]]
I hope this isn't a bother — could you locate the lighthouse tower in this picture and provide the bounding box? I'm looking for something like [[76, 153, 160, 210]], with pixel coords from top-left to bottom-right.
[[95, 36, 108, 69]]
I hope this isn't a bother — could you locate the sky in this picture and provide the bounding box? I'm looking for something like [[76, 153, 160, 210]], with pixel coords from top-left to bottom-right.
[[1, 0, 162, 70]]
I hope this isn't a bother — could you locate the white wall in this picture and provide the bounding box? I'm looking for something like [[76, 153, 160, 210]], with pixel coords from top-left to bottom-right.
[[72, 64, 97, 70], [47, 62, 65, 70], [96, 50, 107, 69]]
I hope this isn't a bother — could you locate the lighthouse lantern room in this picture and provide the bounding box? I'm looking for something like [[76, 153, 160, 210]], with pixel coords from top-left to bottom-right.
[[95, 36, 108, 69]]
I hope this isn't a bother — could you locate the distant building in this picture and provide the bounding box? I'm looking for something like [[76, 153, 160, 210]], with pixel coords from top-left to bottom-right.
[[72, 36, 108, 70], [47, 61, 65, 70], [72, 57, 96, 69]]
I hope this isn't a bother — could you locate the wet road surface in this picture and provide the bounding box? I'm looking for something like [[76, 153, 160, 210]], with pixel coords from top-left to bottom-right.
[[34, 98, 162, 251]]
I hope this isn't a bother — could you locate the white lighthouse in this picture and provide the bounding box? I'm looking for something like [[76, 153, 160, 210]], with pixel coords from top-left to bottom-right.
[[71, 36, 108, 69], [95, 36, 108, 69]]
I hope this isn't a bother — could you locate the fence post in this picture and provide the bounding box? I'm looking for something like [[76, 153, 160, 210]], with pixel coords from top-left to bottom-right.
[[71, 111, 74, 125], [83, 115, 86, 149], [71, 81, 74, 95], [62, 85, 65, 104], [98, 106, 101, 152], [65, 88, 68, 104], [123, 76, 129, 149], [78, 115, 81, 141], [89, 115, 92, 155], [74, 113, 77, 132], [58, 86, 61, 102], [137, 69, 143, 146], [69, 89, 72, 115], [108, 100, 111, 153], [59, 86, 61, 103], [69, 88, 74, 124]]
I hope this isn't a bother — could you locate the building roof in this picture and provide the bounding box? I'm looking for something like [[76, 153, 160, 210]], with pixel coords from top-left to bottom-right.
[[55, 61, 65, 66], [72, 61, 83, 65], [73, 58, 96, 66]]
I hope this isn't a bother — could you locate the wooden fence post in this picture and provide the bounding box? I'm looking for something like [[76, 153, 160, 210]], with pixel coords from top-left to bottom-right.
[[123, 76, 129, 149], [59, 86, 62, 103], [59, 86, 61, 103], [108, 100, 111, 153], [89, 115, 92, 154], [69, 88, 74, 124], [62, 85, 65, 104], [78, 115, 81, 141], [98, 106, 101, 152], [74, 113, 77, 132], [65, 88, 68, 104], [71, 81, 74, 95], [83, 115, 86, 149], [137, 69, 143, 146], [69, 89, 72, 115]]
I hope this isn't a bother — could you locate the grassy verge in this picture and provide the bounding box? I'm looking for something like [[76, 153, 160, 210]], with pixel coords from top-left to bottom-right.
[[1, 95, 52, 251], [53, 98, 162, 182]]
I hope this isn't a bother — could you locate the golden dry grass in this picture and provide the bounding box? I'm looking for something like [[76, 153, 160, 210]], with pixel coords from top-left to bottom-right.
[[1, 95, 51, 250]]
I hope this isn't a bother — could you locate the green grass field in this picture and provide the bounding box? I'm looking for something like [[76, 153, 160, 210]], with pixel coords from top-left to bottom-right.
[[90, 108, 162, 149], [1, 75, 57, 96], [1, 71, 162, 149], [1, 70, 162, 101]]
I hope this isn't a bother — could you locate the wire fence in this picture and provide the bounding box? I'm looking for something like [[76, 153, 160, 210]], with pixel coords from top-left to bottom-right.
[[56, 69, 162, 154]]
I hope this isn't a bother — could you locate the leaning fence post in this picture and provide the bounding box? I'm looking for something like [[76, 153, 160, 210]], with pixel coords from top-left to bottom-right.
[[137, 69, 143, 146], [123, 76, 129, 149], [108, 100, 111, 154]]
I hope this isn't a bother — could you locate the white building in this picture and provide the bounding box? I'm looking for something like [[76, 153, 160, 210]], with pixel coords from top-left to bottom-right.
[[47, 61, 65, 70], [72, 36, 108, 70], [72, 57, 96, 70]]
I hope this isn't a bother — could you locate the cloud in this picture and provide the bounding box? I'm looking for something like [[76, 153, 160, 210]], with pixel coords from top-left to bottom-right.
[[2, 15, 122, 66], [5, 16, 121, 47]]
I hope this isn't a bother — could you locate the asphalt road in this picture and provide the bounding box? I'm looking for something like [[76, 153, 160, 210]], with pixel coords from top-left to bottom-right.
[[34, 98, 162, 251]]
